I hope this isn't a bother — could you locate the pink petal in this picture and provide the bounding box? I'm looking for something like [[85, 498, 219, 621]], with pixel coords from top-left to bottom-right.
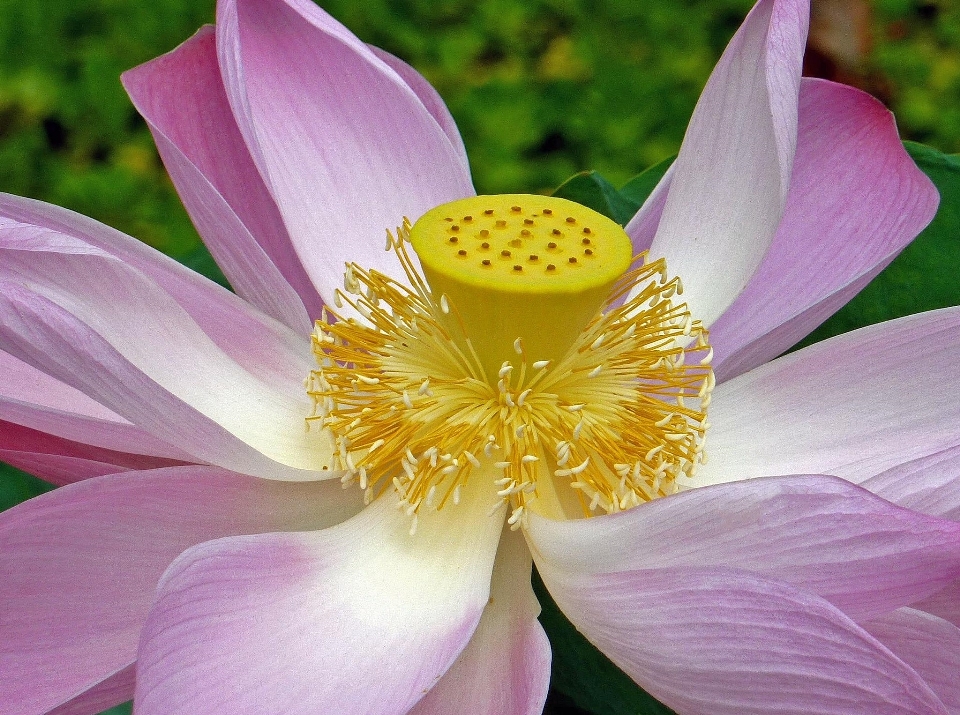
[[410, 528, 550, 715], [122, 26, 322, 330], [699, 307, 960, 487], [863, 608, 960, 712], [44, 665, 134, 715], [0, 230, 328, 478], [623, 162, 674, 256], [861, 445, 960, 521], [537, 564, 946, 715], [527, 474, 960, 623], [0, 350, 190, 462], [912, 581, 960, 629], [0, 194, 310, 393], [216, 0, 474, 301], [708, 78, 939, 381], [368, 46, 471, 176], [135, 486, 503, 715], [646, 0, 807, 327], [0, 466, 361, 715], [0, 419, 186, 485]]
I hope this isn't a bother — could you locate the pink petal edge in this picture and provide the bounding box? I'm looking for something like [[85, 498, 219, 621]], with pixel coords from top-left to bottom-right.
[[0, 419, 186, 485], [708, 78, 938, 381], [536, 564, 948, 714], [0, 232, 327, 478], [122, 26, 322, 329], [0, 194, 311, 393], [0, 466, 361, 715], [646, 0, 807, 327], [863, 608, 960, 712], [0, 350, 191, 462], [216, 0, 474, 303], [527, 474, 960, 623], [699, 307, 960, 487], [410, 527, 550, 715], [135, 482, 503, 715]]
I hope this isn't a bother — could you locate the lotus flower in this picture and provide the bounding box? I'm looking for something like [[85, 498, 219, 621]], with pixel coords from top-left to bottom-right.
[[2, 0, 958, 713]]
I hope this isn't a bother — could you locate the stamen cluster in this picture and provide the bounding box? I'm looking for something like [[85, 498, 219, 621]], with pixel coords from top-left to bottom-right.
[[308, 222, 712, 531]]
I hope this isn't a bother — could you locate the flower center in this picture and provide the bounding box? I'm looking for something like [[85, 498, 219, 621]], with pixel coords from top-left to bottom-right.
[[308, 195, 713, 531]]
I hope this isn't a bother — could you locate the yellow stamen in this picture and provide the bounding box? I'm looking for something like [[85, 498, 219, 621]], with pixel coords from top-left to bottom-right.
[[308, 194, 712, 526]]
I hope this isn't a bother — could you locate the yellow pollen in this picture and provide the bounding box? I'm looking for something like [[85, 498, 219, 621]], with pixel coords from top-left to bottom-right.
[[308, 194, 713, 527]]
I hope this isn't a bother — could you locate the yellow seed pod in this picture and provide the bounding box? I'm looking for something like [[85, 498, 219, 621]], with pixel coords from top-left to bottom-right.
[[409, 194, 633, 379]]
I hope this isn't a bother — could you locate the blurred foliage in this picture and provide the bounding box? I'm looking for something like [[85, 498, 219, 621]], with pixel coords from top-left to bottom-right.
[[3, 1, 960, 714], [872, 0, 960, 154], [0, 0, 957, 255]]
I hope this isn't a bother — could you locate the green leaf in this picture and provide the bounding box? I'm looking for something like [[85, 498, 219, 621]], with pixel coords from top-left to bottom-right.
[[552, 171, 643, 226], [794, 141, 960, 349], [0, 462, 54, 512], [552, 158, 674, 230], [96, 703, 132, 715], [618, 156, 674, 209]]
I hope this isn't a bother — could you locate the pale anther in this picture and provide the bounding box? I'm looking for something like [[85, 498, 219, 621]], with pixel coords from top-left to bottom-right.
[[573, 421, 585, 440]]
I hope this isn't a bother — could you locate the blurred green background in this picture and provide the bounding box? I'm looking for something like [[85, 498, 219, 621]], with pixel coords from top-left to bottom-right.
[[1, 0, 959, 713], [1, 0, 958, 258]]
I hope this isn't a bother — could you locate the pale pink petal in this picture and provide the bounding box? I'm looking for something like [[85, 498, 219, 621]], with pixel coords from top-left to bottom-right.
[[708, 78, 938, 381], [536, 564, 946, 715], [623, 163, 674, 255], [912, 582, 960, 629], [0, 283, 326, 480], [0, 350, 190, 461], [0, 231, 328, 478], [861, 445, 960, 521], [863, 608, 960, 712], [0, 419, 186, 485], [410, 527, 550, 715], [122, 26, 322, 329], [216, 0, 475, 301], [527, 474, 960, 623], [135, 485, 503, 715], [367, 46, 471, 174], [0, 466, 361, 715], [0, 195, 310, 393], [647, 0, 807, 327], [44, 665, 134, 715], [698, 307, 960, 487]]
